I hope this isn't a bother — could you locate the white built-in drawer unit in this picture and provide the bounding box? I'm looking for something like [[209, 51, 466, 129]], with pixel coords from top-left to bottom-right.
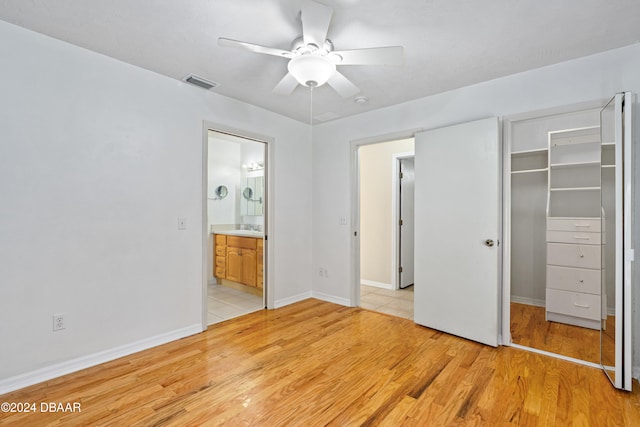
[[546, 230, 601, 245], [546, 242, 601, 269], [547, 218, 601, 232], [546, 217, 602, 330], [545, 127, 603, 330], [546, 289, 601, 321], [546, 265, 601, 294]]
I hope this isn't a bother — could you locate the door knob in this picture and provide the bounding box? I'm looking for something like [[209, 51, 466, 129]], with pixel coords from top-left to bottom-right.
[[484, 239, 494, 247]]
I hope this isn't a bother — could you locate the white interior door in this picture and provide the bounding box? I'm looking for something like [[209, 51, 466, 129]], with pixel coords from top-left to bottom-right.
[[399, 157, 415, 288], [414, 117, 501, 346]]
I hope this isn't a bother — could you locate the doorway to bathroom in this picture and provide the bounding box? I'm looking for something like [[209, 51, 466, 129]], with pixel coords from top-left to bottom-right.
[[206, 129, 267, 325], [358, 138, 415, 320]]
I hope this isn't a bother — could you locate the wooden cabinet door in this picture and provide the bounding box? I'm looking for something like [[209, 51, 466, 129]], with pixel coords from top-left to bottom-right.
[[226, 247, 243, 283], [241, 250, 257, 287]]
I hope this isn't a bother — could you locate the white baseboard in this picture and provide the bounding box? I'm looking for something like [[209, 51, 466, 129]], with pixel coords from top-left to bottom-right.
[[361, 279, 393, 290], [0, 324, 202, 395], [274, 291, 351, 309], [274, 291, 312, 308], [511, 296, 545, 307], [311, 291, 351, 307]]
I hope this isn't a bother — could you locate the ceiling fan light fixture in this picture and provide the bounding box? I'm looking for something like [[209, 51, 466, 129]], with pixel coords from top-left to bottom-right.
[[288, 54, 336, 87]]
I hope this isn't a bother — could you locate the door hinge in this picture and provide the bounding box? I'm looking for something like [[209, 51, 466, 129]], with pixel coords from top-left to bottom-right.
[[399, 266, 403, 273], [400, 172, 404, 179], [399, 219, 403, 226]]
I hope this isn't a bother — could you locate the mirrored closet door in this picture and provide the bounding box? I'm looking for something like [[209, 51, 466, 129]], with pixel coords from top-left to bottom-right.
[[506, 92, 633, 391]]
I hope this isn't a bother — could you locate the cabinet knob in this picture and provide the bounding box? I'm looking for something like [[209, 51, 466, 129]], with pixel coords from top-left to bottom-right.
[[484, 239, 494, 247]]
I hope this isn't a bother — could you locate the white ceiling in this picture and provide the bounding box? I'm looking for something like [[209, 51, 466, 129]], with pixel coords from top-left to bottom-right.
[[1, 0, 639, 124]]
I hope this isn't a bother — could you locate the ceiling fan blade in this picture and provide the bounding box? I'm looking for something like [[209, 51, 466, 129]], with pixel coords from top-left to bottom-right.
[[218, 37, 292, 58], [301, 0, 333, 48], [273, 72, 299, 96], [327, 71, 360, 98], [330, 46, 404, 66]]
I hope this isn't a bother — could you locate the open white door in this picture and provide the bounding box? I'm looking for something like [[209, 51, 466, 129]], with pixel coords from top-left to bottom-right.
[[399, 157, 415, 289], [414, 118, 501, 346]]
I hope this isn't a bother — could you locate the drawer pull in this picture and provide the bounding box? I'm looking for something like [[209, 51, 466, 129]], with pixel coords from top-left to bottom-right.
[[574, 303, 590, 308], [574, 223, 591, 228], [573, 236, 590, 240]]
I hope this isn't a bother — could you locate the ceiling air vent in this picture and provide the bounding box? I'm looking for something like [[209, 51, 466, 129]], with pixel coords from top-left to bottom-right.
[[182, 74, 218, 90]]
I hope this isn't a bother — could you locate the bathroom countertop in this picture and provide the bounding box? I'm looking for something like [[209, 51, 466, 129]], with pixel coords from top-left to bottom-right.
[[212, 229, 264, 238]]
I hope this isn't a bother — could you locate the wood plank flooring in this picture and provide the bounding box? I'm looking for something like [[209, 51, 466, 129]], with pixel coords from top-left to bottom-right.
[[510, 302, 616, 365], [1, 299, 639, 426]]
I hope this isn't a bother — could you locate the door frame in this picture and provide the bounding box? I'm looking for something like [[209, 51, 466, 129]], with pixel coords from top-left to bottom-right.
[[349, 129, 423, 307], [201, 121, 275, 330], [392, 152, 415, 290]]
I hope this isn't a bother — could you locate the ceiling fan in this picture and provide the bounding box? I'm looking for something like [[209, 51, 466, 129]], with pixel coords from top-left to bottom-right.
[[218, 0, 404, 98]]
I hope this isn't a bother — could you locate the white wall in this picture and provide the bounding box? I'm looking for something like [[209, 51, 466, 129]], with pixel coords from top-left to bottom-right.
[[312, 44, 640, 373], [0, 20, 312, 392]]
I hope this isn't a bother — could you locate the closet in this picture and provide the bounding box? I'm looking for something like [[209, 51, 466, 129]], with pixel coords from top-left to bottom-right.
[[505, 92, 633, 391]]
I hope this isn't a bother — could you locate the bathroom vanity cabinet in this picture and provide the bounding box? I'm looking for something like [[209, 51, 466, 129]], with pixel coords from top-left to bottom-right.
[[214, 234, 263, 289]]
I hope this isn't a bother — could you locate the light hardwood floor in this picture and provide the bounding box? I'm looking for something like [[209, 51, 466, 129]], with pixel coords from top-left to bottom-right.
[[510, 302, 616, 366], [1, 299, 639, 426]]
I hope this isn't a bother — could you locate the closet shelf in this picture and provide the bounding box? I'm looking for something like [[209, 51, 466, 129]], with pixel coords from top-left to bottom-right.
[[511, 148, 548, 157], [511, 168, 548, 174], [550, 161, 600, 169], [550, 186, 600, 192]]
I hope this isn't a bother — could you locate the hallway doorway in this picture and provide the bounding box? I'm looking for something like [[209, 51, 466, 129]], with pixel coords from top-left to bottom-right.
[[357, 138, 415, 319]]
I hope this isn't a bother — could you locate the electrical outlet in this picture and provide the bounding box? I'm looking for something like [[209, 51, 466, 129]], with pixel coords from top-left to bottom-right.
[[178, 217, 187, 230], [52, 314, 65, 331], [324, 268, 329, 277], [318, 268, 325, 277]]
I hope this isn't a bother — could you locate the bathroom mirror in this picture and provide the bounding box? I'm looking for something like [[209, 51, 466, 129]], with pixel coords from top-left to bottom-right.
[[215, 185, 228, 199], [241, 176, 264, 216], [242, 187, 253, 200]]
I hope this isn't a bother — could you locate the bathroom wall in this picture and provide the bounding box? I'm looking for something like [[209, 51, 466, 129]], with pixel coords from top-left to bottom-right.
[[208, 132, 242, 229]]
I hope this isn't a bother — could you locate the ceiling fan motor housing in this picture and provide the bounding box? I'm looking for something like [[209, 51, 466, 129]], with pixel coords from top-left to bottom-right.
[[287, 54, 336, 87]]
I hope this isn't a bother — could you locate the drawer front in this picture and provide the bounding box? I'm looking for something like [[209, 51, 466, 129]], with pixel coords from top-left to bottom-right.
[[546, 265, 600, 294], [226, 236, 257, 250], [215, 234, 227, 245], [546, 288, 601, 321], [215, 256, 226, 267], [215, 266, 226, 278], [215, 245, 226, 256], [547, 218, 601, 232], [547, 243, 601, 269], [546, 230, 601, 245]]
